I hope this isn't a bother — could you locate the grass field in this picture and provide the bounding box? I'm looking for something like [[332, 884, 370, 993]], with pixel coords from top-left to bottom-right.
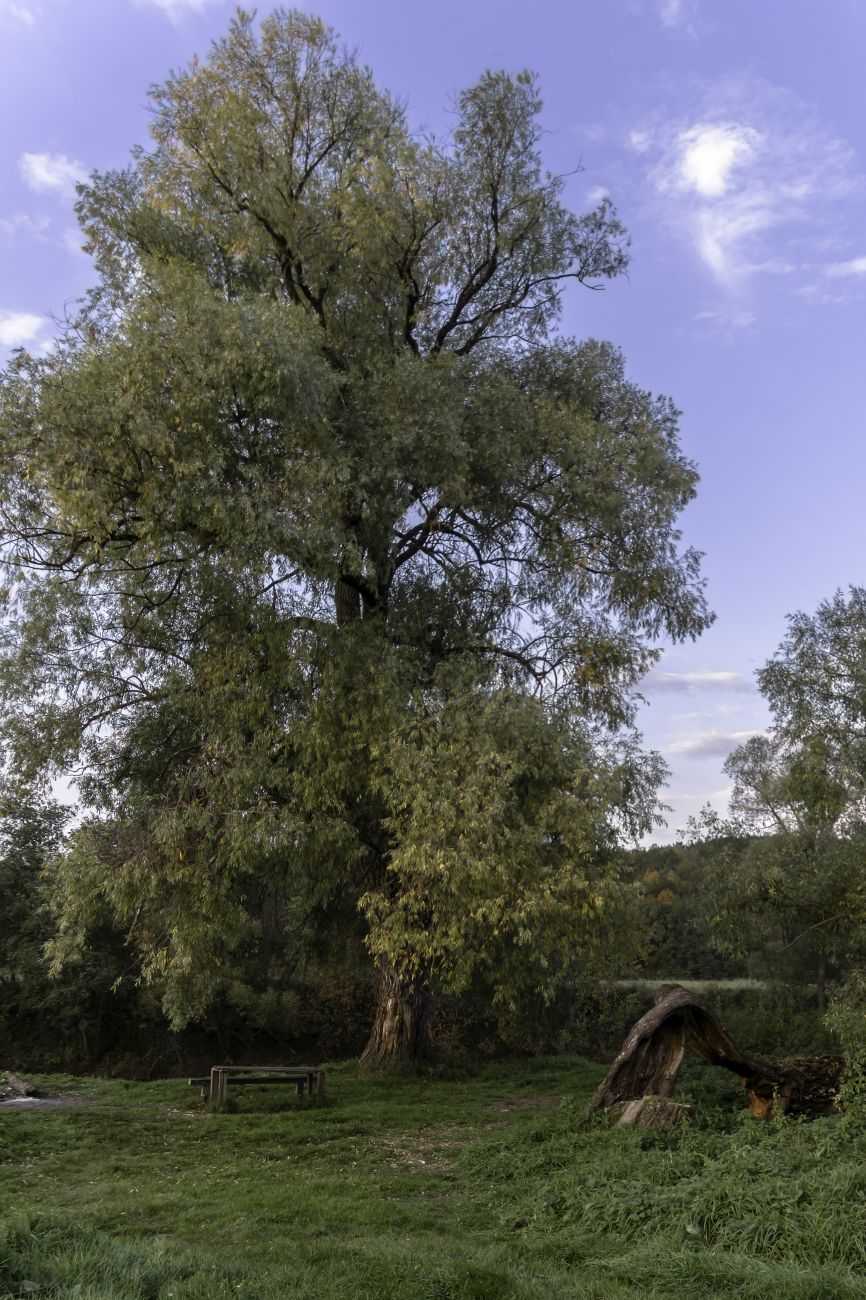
[[2, 1056, 866, 1299]]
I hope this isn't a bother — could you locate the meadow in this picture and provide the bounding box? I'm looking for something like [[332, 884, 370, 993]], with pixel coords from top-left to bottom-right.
[[3, 1055, 866, 1300]]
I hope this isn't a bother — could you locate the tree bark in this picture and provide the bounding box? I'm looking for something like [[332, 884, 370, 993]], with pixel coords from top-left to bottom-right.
[[588, 984, 843, 1120], [360, 964, 430, 1067], [335, 577, 361, 626]]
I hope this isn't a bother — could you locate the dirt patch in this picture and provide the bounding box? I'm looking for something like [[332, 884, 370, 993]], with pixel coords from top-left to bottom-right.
[[377, 1123, 502, 1172]]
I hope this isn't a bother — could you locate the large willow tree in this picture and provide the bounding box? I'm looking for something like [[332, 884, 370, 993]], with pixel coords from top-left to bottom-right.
[[0, 9, 711, 1062]]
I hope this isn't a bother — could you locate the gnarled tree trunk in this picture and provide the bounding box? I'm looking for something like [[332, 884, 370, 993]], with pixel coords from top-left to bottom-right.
[[589, 984, 843, 1120], [360, 964, 430, 1067]]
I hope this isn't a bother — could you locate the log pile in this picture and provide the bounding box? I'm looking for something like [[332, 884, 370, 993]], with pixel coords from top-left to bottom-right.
[[589, 984, 843, 1124]]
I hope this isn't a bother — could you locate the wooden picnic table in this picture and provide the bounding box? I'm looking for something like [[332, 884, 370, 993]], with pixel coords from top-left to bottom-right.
[[187, 1064, 326, 1106]]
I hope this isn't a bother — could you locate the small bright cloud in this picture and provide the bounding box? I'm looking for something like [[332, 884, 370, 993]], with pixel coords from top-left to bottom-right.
[[666, 728, 763, 759], [138, 0, 218, 19], [679, 124, 757, 197], [20, 151, 87, 198], [694, 305, 757, 332], [0, 310, 45, 348], [1, 2, 36, 23], [657, 0, 702, 35], [0, 213, 50, 241], [638, 77, 858, 288], [61, 227, 87, 257], [826, 255, 866, 278], [659, 0, 683, 24], [587, 185, 609, 204]]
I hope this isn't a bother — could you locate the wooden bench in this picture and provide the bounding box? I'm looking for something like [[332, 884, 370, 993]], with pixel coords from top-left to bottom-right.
[[188, 1064, 326, 1106]]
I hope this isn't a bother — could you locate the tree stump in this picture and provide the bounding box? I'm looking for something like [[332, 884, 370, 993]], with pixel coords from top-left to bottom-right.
[[615, 1096, 693, 1129], [588, 985, 843, 1121]]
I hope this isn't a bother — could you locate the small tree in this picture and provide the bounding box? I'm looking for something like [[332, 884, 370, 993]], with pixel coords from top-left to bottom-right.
[[692, 592, 866, 1008], [0, 9, 711, 1062]]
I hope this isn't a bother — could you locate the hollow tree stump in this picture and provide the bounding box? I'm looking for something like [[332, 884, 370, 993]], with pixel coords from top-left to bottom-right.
[[615, 1096, 693, 1129], [588, 985, 843, 1121]]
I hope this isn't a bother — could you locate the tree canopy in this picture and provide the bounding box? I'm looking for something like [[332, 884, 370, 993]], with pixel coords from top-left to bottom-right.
[[0, 8, 711, 1061]]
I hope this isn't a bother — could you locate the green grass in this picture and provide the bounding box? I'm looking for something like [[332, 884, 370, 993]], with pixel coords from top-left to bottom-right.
[[2, 1057, 866, 1298]]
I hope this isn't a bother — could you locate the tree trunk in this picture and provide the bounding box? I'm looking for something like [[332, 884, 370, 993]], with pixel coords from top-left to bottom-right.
[[360, 964, 430, 1067], [817, 951, 827, 1015], [615, 1097, 692, 1129], [335, 577, 361, 626]]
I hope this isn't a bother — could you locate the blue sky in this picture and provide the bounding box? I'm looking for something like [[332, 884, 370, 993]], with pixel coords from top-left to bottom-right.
[[2, 0, 865, 840]]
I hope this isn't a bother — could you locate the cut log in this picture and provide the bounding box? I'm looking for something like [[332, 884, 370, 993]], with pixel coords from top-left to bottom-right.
[[615, 1096, 693, 1129], [589, 985, 843, 1120]]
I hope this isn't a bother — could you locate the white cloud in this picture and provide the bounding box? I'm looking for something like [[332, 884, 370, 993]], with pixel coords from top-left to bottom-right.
[[0, 311, 45, 348], [637, 77, 859, 288], [657, 0, 702, 34], [138, 0, 218, 19], [666, 728, 763, 759], [60, 227, 87, 257], [0, 212, 50, 241], [679, 124, 757, 197], [694, 305, 757, 332], [643, 668, 753, 694], [0, 2, 37, 23], [628, 129, 653, 154], [20, 151, 87, 198], [826, 255, 866, 278]]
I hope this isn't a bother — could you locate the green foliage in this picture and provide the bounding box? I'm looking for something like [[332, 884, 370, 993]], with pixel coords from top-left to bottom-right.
[[828, 971, 866, 1116], [686, 594, 866, 1002], [623, 840, 749, 980], [0, 786, 156, 1071], [0, 9, 711, 1042]]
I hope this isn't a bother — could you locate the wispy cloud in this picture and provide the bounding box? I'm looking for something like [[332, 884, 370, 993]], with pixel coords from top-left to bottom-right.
[[694, 305, 757, 334], [0, 1, 37, 24], [0, 213, 50, 242], [19, 152, 87, 199], [0, 310, 45, 349], [631, 76, 859, 290], [826, 255, 866, 279], [657, 0, 701, 31], [137, 0, 219, 20], [666, 728, 763, 759], [60, 227, 87, 257], [643, 668, 753, 694]]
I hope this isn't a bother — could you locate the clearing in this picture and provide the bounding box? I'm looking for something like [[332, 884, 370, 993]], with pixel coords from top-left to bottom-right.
[[2, 1056, 866, 1299]]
